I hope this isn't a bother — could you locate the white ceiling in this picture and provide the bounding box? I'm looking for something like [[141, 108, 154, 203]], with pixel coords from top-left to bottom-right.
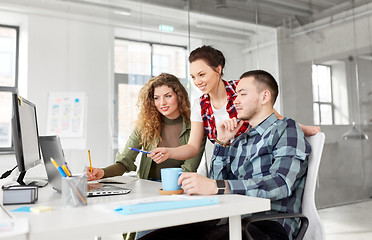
[[1, 0, 371, 44], [125, 0, 372, 27]]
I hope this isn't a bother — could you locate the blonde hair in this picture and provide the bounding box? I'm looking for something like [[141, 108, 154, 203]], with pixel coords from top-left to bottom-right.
[[136, 73, 190, 147]]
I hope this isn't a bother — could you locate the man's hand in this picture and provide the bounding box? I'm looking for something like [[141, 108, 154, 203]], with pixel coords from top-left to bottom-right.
[[149, 147, 170, 164], [217, 117, 245, 143], [86, 167, 104, 181], [178, 172, 218, 195]]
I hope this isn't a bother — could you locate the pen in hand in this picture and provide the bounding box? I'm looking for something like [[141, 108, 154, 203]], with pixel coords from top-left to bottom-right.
[[128, 147, 151, 155]]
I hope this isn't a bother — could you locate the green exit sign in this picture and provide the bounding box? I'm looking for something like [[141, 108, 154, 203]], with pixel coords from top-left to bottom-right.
[[159, 25, 174, 32]]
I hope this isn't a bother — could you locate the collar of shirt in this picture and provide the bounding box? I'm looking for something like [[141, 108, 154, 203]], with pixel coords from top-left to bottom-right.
[[232, 113, 277, 146], [250, 113, 278, 136]]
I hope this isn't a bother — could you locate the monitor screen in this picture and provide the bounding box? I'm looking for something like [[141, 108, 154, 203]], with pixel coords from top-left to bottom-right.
[[11, 94, 46, 187]]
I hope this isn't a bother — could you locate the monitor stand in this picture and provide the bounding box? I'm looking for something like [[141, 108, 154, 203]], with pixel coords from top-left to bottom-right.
[[2, 171, 48, 188]]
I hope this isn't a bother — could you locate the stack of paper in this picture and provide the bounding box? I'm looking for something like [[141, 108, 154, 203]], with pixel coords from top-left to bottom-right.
[[0, 218, 29, 238]]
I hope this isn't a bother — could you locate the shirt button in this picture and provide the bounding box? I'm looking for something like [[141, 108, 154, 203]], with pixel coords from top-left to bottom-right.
[[239, 175, 243, 179]]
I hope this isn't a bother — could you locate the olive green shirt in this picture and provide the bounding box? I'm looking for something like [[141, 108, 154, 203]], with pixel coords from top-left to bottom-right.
[[104, 116, 206, 180]]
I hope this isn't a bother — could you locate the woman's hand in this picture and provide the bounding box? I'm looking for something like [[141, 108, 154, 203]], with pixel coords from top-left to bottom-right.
[[86, 167, 104, 181], [149, 147, 170, 164], [299, 124, 321, 136]]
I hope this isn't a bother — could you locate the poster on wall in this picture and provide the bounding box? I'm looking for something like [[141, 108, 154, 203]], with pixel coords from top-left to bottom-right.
[[46, 92, 87, 149]]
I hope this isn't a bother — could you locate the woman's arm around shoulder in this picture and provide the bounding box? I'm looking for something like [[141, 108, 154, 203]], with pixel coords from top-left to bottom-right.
[[273, 109, 321, 136]]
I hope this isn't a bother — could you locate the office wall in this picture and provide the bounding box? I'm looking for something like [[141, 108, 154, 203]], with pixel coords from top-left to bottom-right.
[[28, 15, 113, 174], [0, 9, 114, 175]]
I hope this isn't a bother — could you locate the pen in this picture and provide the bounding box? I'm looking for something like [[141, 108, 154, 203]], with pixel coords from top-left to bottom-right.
[[128, 147, 151, 155], [50, 158, 67, 177], [88, 150, 92, 173], [64, 162, 72, 175], [50, 159, 86, 205], [61, 165, 72, 177]]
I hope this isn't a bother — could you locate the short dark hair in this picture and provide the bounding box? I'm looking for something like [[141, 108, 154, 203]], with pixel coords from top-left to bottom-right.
[[239, 70, 278, 105], [189, 45, 225, 76]]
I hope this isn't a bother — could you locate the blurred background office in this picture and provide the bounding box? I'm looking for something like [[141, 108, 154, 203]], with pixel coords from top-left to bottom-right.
[[0, 0, 372, 239]]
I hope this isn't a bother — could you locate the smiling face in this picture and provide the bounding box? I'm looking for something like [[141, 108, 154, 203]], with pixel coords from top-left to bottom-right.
[[154, 85, 180, 119], [190, 59, 222, 94]]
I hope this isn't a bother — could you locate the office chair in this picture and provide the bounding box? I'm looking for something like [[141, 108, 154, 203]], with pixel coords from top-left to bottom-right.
[[197, 140, 214, 177], [243, 132, 326, 240]]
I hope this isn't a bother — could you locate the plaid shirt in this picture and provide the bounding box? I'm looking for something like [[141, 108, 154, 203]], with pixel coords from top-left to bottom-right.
[[210, 113, 311, 239], [200, 80, 249, 143]]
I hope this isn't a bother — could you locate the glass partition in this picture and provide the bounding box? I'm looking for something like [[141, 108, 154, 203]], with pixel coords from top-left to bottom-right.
[[1, 0, 372, 208], [277, 2, 372, 207]]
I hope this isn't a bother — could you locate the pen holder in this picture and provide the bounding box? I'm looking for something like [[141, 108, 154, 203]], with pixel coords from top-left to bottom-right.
[[62, 175, 87, 207]]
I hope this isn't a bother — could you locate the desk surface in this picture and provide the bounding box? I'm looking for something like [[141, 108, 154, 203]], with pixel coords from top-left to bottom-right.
[[2, 179, 270, 240]]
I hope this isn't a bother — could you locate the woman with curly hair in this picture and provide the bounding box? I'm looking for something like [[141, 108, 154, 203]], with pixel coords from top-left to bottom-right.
[[87, 73, 205, 181]]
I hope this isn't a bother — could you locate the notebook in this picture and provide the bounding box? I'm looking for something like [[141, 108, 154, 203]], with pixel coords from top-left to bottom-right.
[[99, 175, 137, 184], [39, 135, 131, 197]]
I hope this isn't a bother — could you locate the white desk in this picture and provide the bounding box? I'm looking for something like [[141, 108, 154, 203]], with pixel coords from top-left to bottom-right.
[[3, 179, 270, 240]]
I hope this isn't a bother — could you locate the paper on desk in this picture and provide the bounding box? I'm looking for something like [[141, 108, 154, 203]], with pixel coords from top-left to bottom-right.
[[98, 175, 138, 184], [10, 207, 31, 212], [0, 218, 29, 238], [95, 195, 219, 215]]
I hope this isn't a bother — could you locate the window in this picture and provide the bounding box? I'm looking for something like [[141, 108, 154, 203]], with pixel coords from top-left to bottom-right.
[[312, 63, 349, 125], [114, 39, 187, 151], [0, 25, 19, 152]]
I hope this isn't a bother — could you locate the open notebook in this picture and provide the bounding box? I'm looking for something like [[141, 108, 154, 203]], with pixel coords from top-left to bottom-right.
[[99, 175, 138, 184]]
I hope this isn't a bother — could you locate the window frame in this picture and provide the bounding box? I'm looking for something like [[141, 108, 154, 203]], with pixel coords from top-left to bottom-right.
[[113, 38, 187, 153], [312, 64, 335, 125], [0, 24, 19, 153]]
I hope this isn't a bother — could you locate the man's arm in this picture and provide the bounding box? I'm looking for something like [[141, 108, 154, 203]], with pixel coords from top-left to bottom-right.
[[178, 119, 244, 196], [209, 118, 244, 180], [227, 119, 311, 200], [178, 172, 230, 195]]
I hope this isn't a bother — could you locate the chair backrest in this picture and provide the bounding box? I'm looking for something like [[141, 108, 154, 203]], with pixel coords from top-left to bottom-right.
[[197, 140, 214, 177], [302, 132, 326, 240]]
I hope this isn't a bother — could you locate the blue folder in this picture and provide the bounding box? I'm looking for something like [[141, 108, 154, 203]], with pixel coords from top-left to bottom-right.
[[114, 196, 219, 215]]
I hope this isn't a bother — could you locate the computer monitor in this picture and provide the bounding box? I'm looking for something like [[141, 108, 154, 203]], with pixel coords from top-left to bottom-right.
[[10, 94, 47, 187]]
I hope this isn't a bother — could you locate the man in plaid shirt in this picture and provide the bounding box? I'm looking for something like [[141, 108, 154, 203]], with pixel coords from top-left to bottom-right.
[[140, 70, 311, 240]]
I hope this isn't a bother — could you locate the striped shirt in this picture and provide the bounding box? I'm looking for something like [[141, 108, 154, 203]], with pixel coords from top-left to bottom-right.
[[210, 113, 311, 239]]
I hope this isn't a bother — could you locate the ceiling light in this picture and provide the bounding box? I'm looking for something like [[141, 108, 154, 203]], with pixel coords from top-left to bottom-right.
[[358, 54, 372, 61], [113, 9, 131, 16], [61, 0, 131, 16], [216, 0, 227, 8], [196, 22, 255, 35]]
